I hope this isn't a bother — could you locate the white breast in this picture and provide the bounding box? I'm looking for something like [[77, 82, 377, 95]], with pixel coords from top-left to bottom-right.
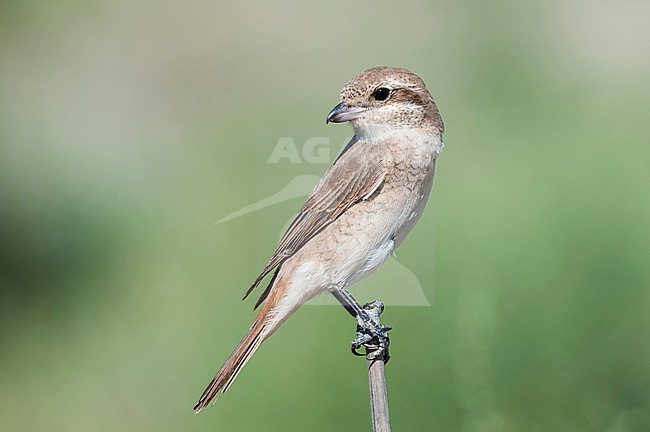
[[348, 236, 395, 285]]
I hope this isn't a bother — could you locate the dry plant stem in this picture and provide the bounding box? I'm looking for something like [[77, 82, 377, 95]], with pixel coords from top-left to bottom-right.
[[365, 304, 391, 432]]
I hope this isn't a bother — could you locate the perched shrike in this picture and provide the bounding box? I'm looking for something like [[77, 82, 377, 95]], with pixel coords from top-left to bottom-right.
[[194, 66, 444, 412]]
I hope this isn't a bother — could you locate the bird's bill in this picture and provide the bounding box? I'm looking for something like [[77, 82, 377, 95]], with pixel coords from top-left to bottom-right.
[[326, 102, 366, 124]]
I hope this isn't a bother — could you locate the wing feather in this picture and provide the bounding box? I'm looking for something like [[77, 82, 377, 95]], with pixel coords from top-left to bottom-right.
[[244, 137, 386, 306]]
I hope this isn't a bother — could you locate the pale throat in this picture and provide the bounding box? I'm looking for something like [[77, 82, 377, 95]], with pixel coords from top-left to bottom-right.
[[352, 121, 444, 157]]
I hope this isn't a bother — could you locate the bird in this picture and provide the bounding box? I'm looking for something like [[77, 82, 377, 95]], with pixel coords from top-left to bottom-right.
[[193, 66, 445, 412]]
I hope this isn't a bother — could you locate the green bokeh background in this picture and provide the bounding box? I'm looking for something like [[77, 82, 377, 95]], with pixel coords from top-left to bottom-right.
[[1, 1, 649, 431]]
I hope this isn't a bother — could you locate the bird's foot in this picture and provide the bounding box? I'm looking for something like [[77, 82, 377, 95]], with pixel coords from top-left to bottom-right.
[[351, 300, 391, 362]]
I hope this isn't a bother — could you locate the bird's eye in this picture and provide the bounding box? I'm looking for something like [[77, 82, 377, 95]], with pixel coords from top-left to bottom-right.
[[373, 87, 390, 101]]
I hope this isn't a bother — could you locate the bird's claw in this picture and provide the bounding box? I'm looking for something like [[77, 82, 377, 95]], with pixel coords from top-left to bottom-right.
[[350, 301, 391, 362]]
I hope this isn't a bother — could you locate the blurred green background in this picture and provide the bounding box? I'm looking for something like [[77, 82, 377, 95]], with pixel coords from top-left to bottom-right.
[[1, 1, 649, 431]]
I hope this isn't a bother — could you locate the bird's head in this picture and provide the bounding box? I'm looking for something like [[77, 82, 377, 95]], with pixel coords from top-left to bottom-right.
[[326, 66, 444, 139]]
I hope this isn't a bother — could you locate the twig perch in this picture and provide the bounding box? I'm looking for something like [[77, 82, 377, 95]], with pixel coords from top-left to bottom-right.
[[364, 302, 391, 432]]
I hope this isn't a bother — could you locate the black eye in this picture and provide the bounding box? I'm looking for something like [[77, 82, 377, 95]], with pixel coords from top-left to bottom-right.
[[373, 87, 390, 101]]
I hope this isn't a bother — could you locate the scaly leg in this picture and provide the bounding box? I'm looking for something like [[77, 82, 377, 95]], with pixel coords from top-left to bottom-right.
[[330, 286, 391, 362]]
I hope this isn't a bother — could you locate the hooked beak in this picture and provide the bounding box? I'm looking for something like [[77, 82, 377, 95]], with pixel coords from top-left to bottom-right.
[[326, 102, 366, 124]]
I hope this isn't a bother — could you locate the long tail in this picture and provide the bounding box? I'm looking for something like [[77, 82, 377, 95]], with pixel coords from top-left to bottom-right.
[[193, 292, 281, 412]]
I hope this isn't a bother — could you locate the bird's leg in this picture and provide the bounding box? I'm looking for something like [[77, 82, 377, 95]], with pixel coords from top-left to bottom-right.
[[356, 300, 391, 362], [330, 286, 391, 362]]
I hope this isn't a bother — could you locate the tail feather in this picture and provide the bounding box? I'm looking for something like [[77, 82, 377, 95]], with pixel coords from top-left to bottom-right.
[[194, 277, 297, 413], [193, 316, 267, 412]]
